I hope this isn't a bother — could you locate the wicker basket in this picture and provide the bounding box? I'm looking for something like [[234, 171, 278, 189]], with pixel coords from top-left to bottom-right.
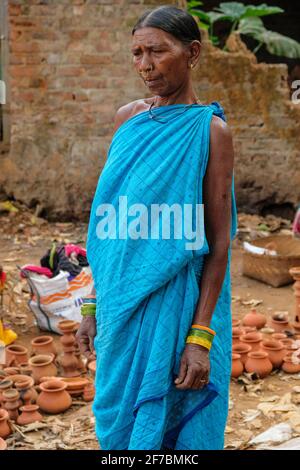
[[242, 235, 300, 287]]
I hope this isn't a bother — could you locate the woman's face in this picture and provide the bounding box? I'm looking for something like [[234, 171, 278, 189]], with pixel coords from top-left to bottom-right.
[[131, 27, 193, 96]]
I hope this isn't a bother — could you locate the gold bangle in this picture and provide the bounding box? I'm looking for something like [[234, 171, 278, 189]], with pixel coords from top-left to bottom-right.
[[186, 336, 212, 350]]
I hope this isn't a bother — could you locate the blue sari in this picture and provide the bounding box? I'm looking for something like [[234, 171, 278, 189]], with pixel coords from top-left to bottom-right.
[[86, 102, 237, 450]]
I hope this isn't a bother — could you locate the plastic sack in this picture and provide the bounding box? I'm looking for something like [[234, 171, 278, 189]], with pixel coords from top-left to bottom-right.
[[22, 267, 94, 334]]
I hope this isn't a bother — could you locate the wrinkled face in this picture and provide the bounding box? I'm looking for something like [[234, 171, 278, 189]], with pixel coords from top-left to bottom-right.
[[131, 27, 191, 95]]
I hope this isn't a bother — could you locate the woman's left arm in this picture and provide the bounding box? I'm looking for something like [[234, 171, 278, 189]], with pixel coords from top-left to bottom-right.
[[175, 115, 234, 390]]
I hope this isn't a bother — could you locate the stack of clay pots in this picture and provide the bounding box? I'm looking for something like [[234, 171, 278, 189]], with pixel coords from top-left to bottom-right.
[[0, 320, 96, 448], [231, 307, 300, 379]]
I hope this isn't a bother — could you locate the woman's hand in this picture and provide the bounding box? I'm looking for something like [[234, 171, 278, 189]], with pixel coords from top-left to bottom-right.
[[174, 343, 210, 390], [75, 316, 97, 362]]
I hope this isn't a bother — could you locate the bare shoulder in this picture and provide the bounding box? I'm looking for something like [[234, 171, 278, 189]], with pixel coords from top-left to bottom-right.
[[113, 98, 152, 133], [210, 115, 232, 142]]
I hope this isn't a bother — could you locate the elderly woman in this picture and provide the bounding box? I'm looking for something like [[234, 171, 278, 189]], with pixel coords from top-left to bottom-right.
[[76, 5, 237, 450]]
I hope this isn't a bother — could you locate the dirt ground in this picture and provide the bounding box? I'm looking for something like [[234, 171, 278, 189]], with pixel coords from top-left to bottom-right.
[[1, 206, 299, 450]]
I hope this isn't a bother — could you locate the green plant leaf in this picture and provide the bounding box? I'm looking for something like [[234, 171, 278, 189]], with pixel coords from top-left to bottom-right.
[[256, 30, 300, 58], [238, 17, 265, 36], [189, 9, 211, 23], [207, 11, 231, 23], [211, 35, 220, 46], [215, 2, 247, 21], [198, 21, 210, 30], [242, 4, 284, 18], [187, 0, 204, 8]]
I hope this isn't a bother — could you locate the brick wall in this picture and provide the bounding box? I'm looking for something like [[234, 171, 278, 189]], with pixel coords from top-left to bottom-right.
[[0, 0, 299, 219]]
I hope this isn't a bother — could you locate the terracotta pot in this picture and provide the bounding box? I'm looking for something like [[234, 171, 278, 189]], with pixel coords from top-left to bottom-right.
[[242, 308, 267, 330], [28, 354, 58, 384], [272, 333, 287, 341], [31, 336, 57, 357], [3, 367, 19, 376], [0, 436, 7, 450], [59, 347, 81, 378], [88, 360, 96, 377], [0, 380, 13, 407], [290, 267, 300, 319], [83, 382, 95, 402], [245, 351, 273, 378], [58, 377, 89, 397], [232, 326, 245, 346], [15, 376, 38, 405], [37, 379, 72, 414], [5, 344, 28, 367], [261, 339, 286, 369], [0, 409, 11, 439], [2, 389, 20, 421], [292, 322, 300, 334], [231, 353, 244, 378], [240, 332, 263, 352], [280, 338, 294, 348], [232, 343, 252, 365], [18, 363, 33, 377], [75, 346, 86, 373], [232, 319, 241, 328], [58, 320, 78, 348], [282, 352, 300, 374], [17, 405, 43, 426], [271, 312, 290, 333]]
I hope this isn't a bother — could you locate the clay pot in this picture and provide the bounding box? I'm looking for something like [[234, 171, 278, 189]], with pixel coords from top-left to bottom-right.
[[272, 333, 287, 341], [292, 322, 300, 334], [282, 352, 300, 374], [5, 344, 28, 367], [232, 343, 252, 365], [280, 338, 294, 348], [271, 312, 290, 333], [17, 405, 43, 426], [245, 351, 273, 378], [59, 377, 89, 397], [0, 380, 13, 407], [83, 382, 95, 402], [74, 346, 86, 373], [15, 376, 38, 405], [31, 336, 57, 357], [58, 320, 78, 348], [0, 409, 11, 439], [88, 360, 96, 377], [59, 347, 81, 378], [232, 326, 245, 346], [19, 363, 33, 377], [0, 436, 7, 450], [2, 389, 20, 421], [28, 354, 58, 384], [37, 379, 72, 414], [242, 308, 267, 330], [261, 340, 286, 369], [290, 267, 300, 319], [232, 319, 241, 328], [3, 367, 19, 376], [231, 353, 244, 378], [240, 332, 263, 352]]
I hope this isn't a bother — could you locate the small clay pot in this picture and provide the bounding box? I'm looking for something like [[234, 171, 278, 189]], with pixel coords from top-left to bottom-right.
[[240, 332, 263, 352], [5, 344, 28, 367], [37, 379, 72, 414], [271, 312, 290, 333], [83, 382, 95, 402], [0, 409, 11, 439], [232, 326, 245, 346], [292, 322, 300, 334], [280, 338, 294, 348], [59, 377, 89, 397], [245, 351, 273, 378], [15, 376, 38, 405], [261, 339, 286, 369], [0, 436, 7, 450], [282, 353, 300, 374], [2, 389, 20, 421], [58, 320, 78, 348], [59, 347, 81, 378], [242, 309, 267, 330], [3, 367, 19, 376], [17, 405, 43, 426], [272, 333, 287, 341], [31, 336, 57, 357], [232, 343, 252, 365], [18, 363, 33, 377], [0, 380, 13, 407], [28, 354, 58, 384], [243, 326, 257, 333], [231, 353, 244, 378], [232, 319, 241, 328]]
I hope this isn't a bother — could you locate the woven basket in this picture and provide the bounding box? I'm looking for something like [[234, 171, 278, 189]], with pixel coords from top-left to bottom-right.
[[242, 235, 300, 287]]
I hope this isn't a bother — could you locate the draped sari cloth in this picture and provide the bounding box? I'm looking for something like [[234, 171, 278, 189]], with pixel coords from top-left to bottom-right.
[[86, 102, 237, 450]]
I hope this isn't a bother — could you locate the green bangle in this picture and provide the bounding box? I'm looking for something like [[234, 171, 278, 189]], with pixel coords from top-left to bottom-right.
[[81, 305, 96, 317]]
